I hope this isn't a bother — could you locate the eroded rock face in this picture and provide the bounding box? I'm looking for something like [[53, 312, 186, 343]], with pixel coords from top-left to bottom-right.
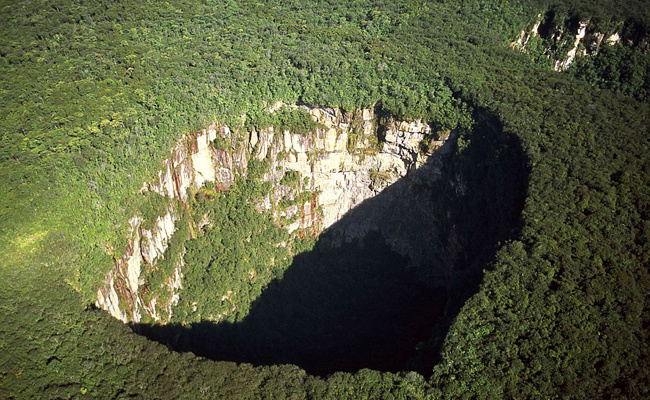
[[96, 106, 454, 323], [512, 16, 596, 71], [254, 108, 438, 233], [511, 15, 648, 71], [97, 211, 179, 323]]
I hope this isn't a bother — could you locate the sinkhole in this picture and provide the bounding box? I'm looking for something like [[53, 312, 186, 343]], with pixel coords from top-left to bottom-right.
[[133, 110, 528, 377]]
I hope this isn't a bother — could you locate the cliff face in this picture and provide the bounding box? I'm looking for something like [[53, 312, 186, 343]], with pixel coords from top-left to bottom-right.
[[96, 106, 453, 323], [96, 212, 180, 323]]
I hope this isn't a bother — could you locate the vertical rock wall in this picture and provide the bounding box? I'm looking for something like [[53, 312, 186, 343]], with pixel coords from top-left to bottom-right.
[[96, 106, 454, 323]]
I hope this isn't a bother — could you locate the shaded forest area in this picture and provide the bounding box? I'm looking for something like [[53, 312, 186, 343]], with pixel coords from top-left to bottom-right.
[[139, 231, 445, 376]]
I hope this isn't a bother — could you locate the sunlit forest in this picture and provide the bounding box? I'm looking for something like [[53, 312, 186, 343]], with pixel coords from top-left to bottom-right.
[[1, 0, 649, 398]]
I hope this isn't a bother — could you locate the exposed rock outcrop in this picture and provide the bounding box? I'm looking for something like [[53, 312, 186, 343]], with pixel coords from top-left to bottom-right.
[[97, 211, 179, 323], [96, 106, 454, 323], [511, 14, 648, 71]]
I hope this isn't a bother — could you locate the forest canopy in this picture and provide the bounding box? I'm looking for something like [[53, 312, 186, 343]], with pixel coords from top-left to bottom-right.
[[1, 0, 649, 398]]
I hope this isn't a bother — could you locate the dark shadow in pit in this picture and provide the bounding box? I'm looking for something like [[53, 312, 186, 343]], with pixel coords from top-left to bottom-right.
[[133, 109, 529, 377]]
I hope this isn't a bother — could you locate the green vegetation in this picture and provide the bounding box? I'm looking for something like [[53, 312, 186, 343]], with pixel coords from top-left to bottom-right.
[[572, 44, 650, 101], [510, 2, 650, 100], [173, 172, 292, 324], [1, 0, 650, 398], [138, 191, 173, 231], [246, 106, 321, 135], [212, 136, 231, 151], [280, 169, 301, 187]]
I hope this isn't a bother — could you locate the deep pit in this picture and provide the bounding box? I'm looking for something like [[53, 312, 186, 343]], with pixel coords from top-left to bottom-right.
[[133, 111, 528, 376]]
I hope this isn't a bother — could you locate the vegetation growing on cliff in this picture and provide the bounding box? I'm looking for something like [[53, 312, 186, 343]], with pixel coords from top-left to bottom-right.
[[246, 106, 321, 136], [1, 0, 649, 398], [172, 171, 292, 324]]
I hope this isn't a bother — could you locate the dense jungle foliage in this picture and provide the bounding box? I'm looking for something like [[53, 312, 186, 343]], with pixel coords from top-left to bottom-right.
[[1, 0, 649, 398]]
